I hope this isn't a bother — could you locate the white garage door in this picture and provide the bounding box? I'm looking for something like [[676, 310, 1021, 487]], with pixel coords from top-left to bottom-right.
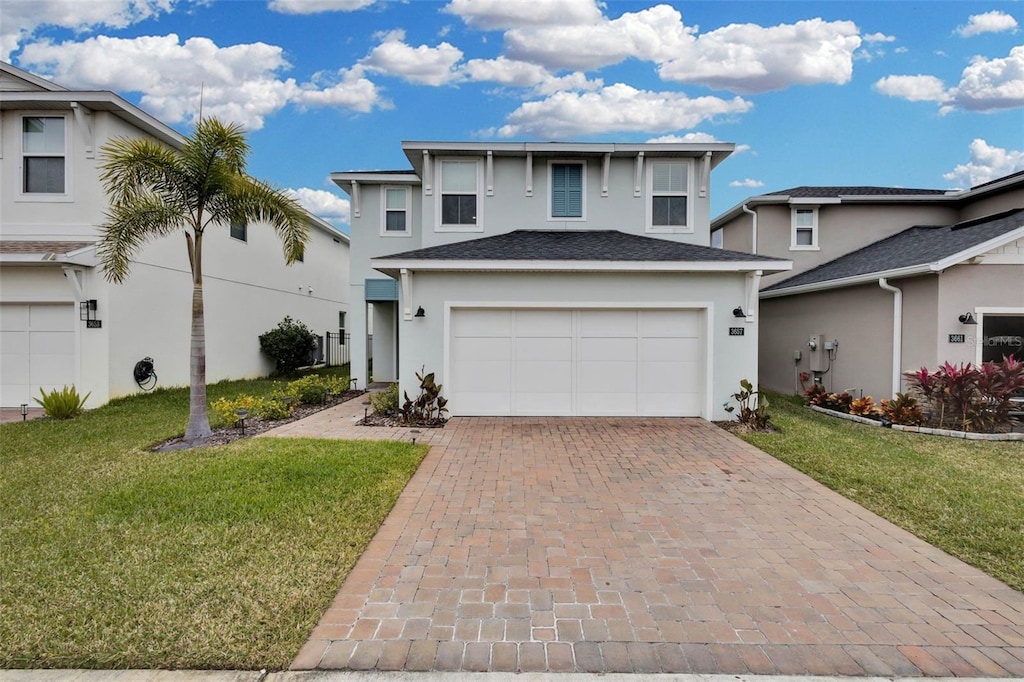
[[450, 308, 703, 417], [0, 303, 76, 406]]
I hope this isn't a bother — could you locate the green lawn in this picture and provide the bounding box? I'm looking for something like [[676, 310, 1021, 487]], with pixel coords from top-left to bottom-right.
[[738, 392, 1024, 592], [0, 372, 427, 670]]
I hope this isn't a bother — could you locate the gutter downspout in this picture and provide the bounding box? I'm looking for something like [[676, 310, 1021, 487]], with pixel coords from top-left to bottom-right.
[[878, 278, 902, 397], [741, 203, 757, 254]]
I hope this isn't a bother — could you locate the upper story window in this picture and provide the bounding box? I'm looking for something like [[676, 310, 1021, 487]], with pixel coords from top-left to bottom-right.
[[791, 207, 819, 250], [439, 159, 480, 230], [230, 220, 248, 242], [382, 186, 411, 236], [646, 160, 691, 233], [22, 115, 68, 197], [549, 161, 585, 220]]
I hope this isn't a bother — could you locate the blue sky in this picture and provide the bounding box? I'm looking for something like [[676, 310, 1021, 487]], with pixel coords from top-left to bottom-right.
[[3, 0, 1022, 230]]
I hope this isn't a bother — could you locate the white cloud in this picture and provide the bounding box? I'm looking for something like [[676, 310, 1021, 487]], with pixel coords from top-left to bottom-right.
[[658, 18, 862, 93], [729, 178, 765, 188], [1, 0, 174, 59], [18, 34, 386, 129], [645, 132, 751, 154], [874, 46, 1024, 113], [293, 67, 387, 112], [874, 74, 950, 101], [863, 32, 896, 43], [956, 10, 1019, 38], [444, 0, 603, 30], [359, 30, 464, 86], [268, 0, 376, 14], [463, 57, 601, 94], [943, 139, 1024, 187], [495, 83, 752, 138], [286, 187, 351, 223]]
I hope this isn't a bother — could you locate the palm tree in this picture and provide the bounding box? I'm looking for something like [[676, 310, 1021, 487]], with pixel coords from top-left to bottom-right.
[[98, 117, 308, 444]]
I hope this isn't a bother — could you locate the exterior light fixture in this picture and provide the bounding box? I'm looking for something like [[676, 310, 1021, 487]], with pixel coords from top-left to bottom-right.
[[414, 306, 426, 318], [733, 306, 745, 318], [958, 312, 978, 325], [236, 408, 249, 435], [79, 299, 101, 327], [20, 403, 28, 421]]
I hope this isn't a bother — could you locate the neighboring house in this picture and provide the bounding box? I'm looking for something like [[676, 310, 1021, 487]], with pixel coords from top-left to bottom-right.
[[711, 173, 1024, 399], [0, 62, 350, 408], [333, 141, 790, 420]]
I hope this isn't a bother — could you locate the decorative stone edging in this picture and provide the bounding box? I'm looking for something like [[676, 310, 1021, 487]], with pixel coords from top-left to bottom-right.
[[808, 404, 1024, 441]]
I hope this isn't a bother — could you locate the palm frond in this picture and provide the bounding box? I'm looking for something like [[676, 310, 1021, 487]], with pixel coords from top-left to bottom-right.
[[98, 137, 185, 209], [98, 195, 184, 283], [211, 177, 310, 263]]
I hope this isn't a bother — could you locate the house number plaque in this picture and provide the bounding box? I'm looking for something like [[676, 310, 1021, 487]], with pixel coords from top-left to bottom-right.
[[948, 334, 965, 343], [729, 327, 745, 336]]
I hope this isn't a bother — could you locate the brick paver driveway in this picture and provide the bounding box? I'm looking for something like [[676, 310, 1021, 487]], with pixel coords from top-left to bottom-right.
[[291, 417, 1024, 675]]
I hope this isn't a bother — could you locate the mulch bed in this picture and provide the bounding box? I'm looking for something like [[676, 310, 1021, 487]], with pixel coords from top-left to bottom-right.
[[153, 390, 365, 451], [357, 413, 447, 428]]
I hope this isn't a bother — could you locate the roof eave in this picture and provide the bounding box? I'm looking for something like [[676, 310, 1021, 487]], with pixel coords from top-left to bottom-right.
[[761, 264, 935, 298], [371, 258, 792, 278]]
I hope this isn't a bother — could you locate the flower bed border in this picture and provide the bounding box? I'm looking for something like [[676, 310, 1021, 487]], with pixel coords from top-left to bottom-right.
[[808, 405, 1023, 441]]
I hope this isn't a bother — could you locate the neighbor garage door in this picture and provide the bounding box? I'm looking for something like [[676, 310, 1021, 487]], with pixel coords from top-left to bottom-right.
[[0, 303, 76, 406], [450, 308, 703, 416]]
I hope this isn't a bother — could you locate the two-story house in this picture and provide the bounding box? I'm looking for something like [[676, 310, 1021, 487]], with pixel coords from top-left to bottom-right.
[[334, 141, 790, 420], [0, 62, 350, 408], [711, 173, 1024, 400]]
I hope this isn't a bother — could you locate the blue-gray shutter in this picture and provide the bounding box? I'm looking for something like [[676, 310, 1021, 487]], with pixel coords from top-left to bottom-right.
[[551, 164, 582, 218], [365, 278, 399, 301]]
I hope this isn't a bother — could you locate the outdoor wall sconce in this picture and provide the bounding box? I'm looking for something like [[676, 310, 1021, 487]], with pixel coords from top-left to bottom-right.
[[20, 404, 28, 421], [79, 299, 100, 327], [236, 408, 249, 435], [733, 306, 746, 318], [414, 306, 426, 318], [958, 312, 978, 325]]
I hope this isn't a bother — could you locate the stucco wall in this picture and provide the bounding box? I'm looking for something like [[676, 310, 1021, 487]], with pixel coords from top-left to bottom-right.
[[393, 270, 756, 421], [936, 263, 1024, 365], [957, 186, 1024, 222], [759, 284, 895, 399]]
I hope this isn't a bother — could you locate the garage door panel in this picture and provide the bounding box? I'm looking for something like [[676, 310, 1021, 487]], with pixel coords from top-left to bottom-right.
[[30, 305, 74, 331], [640, 309, 700, 337], [1, 304, 76, 407], [453, 336, 511, 362], [640, 337, 702, 358], [578, 392, 637, 415], [1, 330, 29, 354], [32, 353, 76, 385], [514, 392, 572, 415], [641, 391, 701, 416], [580, 310, 636, 336], [579, 360, 636, 393], [452, 309, 511, 336], [455, 392, 511, 415], [1, 354, 29, 384], [515, 310, 571, 336], [453, 360, 510, 391], [0, 306, 28, 330], [641, 360, 701, 389], [579, 337, 636, 361], [516, 361, 571, 390], [31, 331, 74, 355], [515, 337, 571, 360]]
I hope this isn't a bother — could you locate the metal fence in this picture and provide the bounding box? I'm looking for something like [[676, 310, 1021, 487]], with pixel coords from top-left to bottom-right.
[[324, 331, 351, 367]]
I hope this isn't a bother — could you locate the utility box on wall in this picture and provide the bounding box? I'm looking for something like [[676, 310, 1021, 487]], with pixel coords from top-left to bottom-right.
[[809, 333, 829, 373]]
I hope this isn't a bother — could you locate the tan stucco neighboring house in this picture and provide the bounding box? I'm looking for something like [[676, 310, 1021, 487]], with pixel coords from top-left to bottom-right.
[[0, 62, 350, 407], [711, 173, 1024, 400]]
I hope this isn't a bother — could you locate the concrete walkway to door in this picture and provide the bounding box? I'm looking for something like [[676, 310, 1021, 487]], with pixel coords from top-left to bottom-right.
[[273, 411, 1024, 676]]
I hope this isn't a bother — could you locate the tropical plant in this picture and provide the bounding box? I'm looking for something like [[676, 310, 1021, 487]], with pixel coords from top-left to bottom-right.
[[97, 117, 308, 444], [905, 356, 1024, 432], [401, 367, 448, 424], [821, 391, 854, 413], [259, 317, 318, 376], [370, 383, 400, 416], [286, 375, 332, 405], [33, 385, 90, 420], [879, 392, 924, 426], [803, 383, 827, 405], [723, 378, 771, 430], [849, 396, 881, 418]]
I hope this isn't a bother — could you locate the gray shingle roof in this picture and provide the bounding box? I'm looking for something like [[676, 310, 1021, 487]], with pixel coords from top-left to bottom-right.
[[0, 240, 94, 255], [765, 186, 948, 198], [377, 230, 786, 263], [764, 208, 1024, 292]]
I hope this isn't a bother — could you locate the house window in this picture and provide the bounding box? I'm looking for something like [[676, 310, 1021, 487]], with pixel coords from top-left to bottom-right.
[[22, 116, 66, 194], [791, 207, 819, 250], [382, 186, 410, 235], [230, 220, 247, 242], [439, 160, 479, 228], [338, 311, 347, 344], [647, 160, 690, 232], [981, 315, 1023, 363], [549, 162, 585, 219]]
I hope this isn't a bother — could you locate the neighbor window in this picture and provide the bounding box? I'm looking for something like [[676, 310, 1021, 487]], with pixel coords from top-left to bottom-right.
[[382, 186, 411, 235], [22, 116, 66, 194], [549, 162, 584, 219], [791, 207, 819, 249], [439, 160, 479, 228], [230, 220, 248, 242], [647, 160, 689, 232]]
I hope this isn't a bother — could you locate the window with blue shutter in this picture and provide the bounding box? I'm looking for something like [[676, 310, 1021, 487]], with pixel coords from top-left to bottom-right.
[[551, 163, 583, 218]]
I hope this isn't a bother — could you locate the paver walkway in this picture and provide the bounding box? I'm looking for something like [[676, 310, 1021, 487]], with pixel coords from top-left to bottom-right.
[[268, 399, 1024, 676]]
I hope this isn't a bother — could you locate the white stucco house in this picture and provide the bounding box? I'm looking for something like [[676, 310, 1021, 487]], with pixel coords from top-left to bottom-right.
[[333, 141, 790, 420], [0, 62, 350, 408]]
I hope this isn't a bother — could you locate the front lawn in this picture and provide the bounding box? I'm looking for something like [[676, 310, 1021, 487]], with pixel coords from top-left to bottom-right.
[[0, 373, 427, 670], [737, 392, 1024, 592]]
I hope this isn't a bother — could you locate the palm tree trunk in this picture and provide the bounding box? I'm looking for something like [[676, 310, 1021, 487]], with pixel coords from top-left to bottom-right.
[[184, 231, 211, 443]]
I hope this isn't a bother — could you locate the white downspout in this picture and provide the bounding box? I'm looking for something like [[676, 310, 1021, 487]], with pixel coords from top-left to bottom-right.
[[878, 278, 902, 397], [741, 203, 757, 254]]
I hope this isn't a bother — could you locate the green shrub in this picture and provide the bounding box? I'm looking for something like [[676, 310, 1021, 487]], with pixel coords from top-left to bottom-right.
[[258, 317, 317, 376], [286, 375, 330, 405], [33, 385, 90, 420], [210, 394, 294, 427], [369, 383, 399, 415]]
